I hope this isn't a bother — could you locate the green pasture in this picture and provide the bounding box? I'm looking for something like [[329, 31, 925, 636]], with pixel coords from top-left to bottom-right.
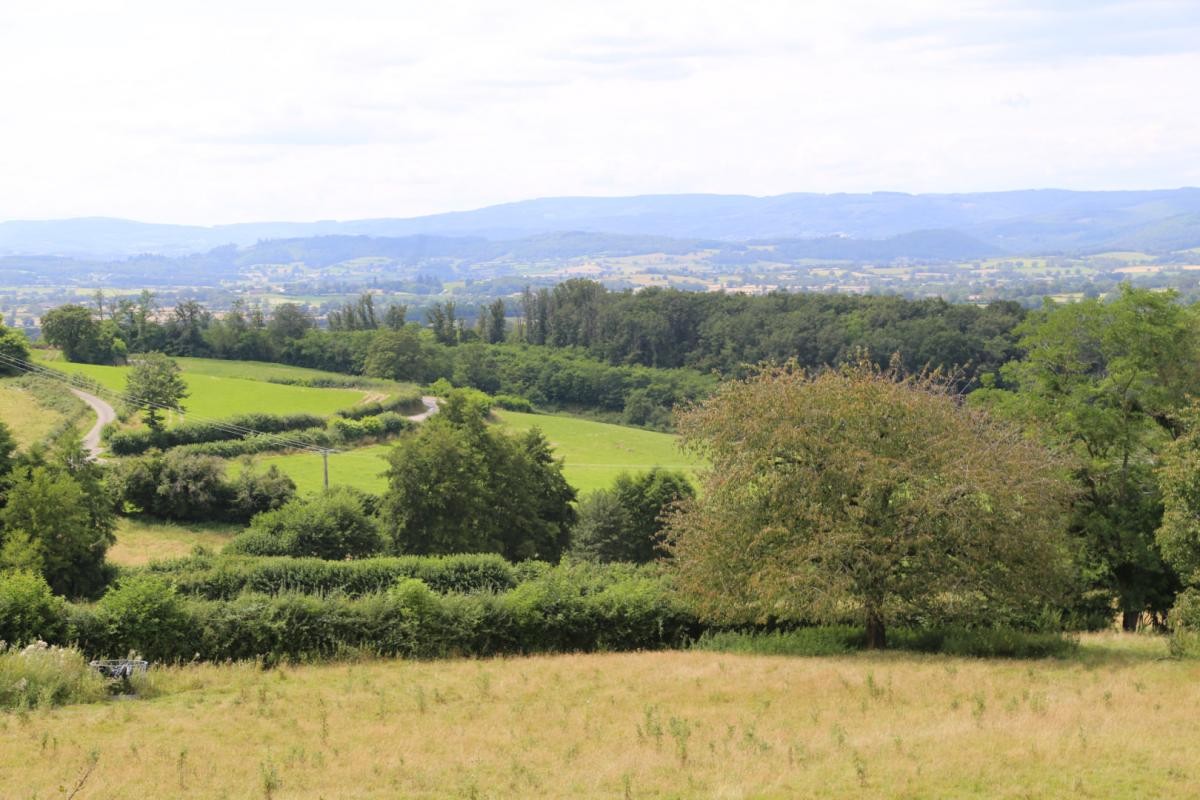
[[31, 350, 374, 420], [240, 410, 701, 496]]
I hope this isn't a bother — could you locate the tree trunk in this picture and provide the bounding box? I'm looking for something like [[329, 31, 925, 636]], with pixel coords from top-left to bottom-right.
[[865, 610, 887, 650], [1122, 609, 1140, 632]]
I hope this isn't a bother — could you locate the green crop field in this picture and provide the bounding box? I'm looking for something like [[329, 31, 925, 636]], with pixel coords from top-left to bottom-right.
[[234, 411, 701, 496], [30, 351, 384, 421]]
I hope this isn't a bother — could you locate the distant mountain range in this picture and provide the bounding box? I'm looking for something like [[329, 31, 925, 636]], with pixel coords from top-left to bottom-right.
[[4, 188, 1200, 260]]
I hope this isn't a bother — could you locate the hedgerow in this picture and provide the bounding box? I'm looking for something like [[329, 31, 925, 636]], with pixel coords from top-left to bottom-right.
[[106, 412, 325, 455], [134, 553, 521, 598], [65, 563, 697, 663]]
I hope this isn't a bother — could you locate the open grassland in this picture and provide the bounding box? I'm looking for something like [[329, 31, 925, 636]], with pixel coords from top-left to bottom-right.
[[242, 411, 700, 495], [1, 635, 1196, 798], [106, 517, 238, 566], [495, 410, 700, 493], [235, 444, 394, 495], [31, 351, 372, 420], [0, 379, 68, 449]]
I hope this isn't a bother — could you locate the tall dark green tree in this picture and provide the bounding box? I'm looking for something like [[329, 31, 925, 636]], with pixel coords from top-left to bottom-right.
[[0, 434, 115, 597], [381, 390, 575, 560], [40, 305, 126, 364], [573, 468, 695, 563], [125, 352, 188, 430], [975, 286, 1200, 628]]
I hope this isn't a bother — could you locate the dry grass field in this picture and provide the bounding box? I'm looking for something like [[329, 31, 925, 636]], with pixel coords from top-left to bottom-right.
[[106, 517, 237, 566], [0, 380, 70, 449], [1, 635, 1196, 798]]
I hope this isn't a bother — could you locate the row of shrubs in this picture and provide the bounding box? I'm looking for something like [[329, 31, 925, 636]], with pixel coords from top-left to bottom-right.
[[135, 553, 524, 599], [105, 412, 325, 455], [335, 393, 426, 419], [111, 412, 414, 461], [6, 565, 696, 664]]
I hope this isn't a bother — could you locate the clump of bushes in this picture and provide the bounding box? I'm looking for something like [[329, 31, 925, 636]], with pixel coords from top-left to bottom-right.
[[173, 428, 332, 458], [1168, 588, 1200, 658], [0, 571, 66, 646], [227, 488, 383, 560], [492, 394, 534, 412], [111, 451, 295, 523], [329, 412, 410, 443]]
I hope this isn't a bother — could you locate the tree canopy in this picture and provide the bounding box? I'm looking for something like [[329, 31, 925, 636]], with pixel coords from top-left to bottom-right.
[[975, 286, 1200, 627], [668, 361, 1074, 649], [125, 351, 188, 430], [381, 390, 575, 560]]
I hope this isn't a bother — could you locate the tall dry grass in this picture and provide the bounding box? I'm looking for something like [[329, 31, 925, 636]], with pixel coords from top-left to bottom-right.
[[0, 634, 1196, 798]]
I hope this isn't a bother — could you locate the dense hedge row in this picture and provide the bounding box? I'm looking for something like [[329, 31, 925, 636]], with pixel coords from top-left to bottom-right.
[[328, 411, 411, 441], [173, 428, 333, 458], [106, 412, 326, 455], [135, 553, 521, 598], [336, 393, 426, 420], [64, 565, 696, 663]]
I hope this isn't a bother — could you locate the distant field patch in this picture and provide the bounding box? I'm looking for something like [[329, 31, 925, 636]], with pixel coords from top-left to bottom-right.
[[237, 411, 700, 496], [494, 410, 699, 493], [107, 516, 239, 566], [232, 444, 393, 496], [32, 351, 371, 421]]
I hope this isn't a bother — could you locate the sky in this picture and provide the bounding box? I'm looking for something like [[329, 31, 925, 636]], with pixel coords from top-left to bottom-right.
[[1, 0, 1198, 225]]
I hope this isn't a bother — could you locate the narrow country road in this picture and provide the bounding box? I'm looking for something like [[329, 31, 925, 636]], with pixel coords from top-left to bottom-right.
[[407, 395, 440, 422], [69, 388, 116, 460]]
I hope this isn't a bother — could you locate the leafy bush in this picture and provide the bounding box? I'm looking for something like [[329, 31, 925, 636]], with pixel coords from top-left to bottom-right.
[[0, 642, 107, 709], [111, 451, 295, 523], [1169, 589, 1200, 658], [329, 412, 411, 443], [492, 394, 534, 412], [228, 488, 383, 560], [106, 412, 326, 455], [91, 575, 192, 662], [138, 553, 520, 599], [0, 571, 66, 646]]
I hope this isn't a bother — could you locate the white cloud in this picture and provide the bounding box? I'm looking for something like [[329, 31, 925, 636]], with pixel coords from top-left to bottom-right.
[[0, 0, 1197, 223]]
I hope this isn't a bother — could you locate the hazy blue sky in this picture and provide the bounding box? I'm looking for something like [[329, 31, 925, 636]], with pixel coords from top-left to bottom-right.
[[1, 0, 1198, 224]]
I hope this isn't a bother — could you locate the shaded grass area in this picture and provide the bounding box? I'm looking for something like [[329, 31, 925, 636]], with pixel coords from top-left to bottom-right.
[[106, 517, 239, 567], [1, 639, 1197, 797], [693, 626, 1081, 659]]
